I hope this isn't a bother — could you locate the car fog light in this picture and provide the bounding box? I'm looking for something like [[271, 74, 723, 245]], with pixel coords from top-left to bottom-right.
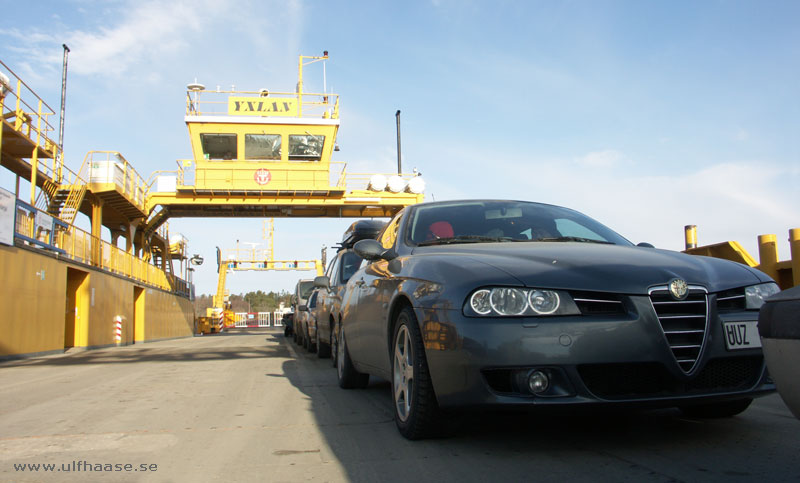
[[528, 370, 549, 394]]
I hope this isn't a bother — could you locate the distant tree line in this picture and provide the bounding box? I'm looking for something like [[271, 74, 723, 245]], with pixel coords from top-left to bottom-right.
[[194, 290, 293, 314]]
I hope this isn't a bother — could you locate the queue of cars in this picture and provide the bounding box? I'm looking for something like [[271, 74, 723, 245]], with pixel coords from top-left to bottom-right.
[[288, 199, 790, 440], [288, 220, 386, 364]]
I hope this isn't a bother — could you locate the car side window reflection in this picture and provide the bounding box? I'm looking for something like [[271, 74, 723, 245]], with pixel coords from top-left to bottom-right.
[[340, 252, 363, 284], [379, 211, 403, 250]]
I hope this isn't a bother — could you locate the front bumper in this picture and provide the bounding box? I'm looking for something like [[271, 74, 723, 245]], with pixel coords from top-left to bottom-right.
[[417, 296, 774, 409]]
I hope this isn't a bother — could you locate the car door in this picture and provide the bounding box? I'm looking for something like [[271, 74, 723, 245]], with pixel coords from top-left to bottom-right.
[[349, 211, 404, 373], [318, 254, 339, 331]]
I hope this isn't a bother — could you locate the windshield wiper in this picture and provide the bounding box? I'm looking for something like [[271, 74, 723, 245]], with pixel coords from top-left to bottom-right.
[[417, 235, 523, 246], [535, 236, 614, 244]]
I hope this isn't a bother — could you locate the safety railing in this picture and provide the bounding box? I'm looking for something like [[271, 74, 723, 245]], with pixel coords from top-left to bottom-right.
[[329, 162, 423, 193], [0, 59, 62, 179], [160, 159, 421, 195], [86, 151, 149, 213], [223, 247, 272, 262], [186, 88, 339, 120], [12, 198, 191, 297]]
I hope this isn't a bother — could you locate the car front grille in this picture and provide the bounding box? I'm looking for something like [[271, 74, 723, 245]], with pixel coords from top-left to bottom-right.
[[571, 291, 627, 316], [648, 286, 708, 373], [577, 356, 764, 400], [716, 288, 746, 312]]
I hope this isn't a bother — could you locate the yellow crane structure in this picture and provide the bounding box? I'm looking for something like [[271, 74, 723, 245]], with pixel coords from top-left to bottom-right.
[[201, 219, 324, 334]]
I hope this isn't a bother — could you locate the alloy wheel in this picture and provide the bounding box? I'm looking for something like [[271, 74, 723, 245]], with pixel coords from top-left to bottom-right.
[[393, 324, 414, 422]]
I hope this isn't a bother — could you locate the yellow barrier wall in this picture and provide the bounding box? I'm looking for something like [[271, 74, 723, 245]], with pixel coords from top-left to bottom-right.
[[141, 288, 195, 340], [0, 244, 67, 357], [0, 245, 194, 358], [84, 270, 135, 347]]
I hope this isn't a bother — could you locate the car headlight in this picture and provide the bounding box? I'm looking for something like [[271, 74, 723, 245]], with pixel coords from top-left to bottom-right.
[[744, 282, 780, 309], [466, 287, 579, 317]]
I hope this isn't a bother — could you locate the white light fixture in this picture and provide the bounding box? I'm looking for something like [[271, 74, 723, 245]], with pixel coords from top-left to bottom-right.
[[387, 175, 405, 193], [368, 174, 387, 191], [405, 176, 425, 194]]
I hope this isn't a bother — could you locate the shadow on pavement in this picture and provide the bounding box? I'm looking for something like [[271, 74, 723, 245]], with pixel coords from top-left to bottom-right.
[[271, 330, 793, 482], [0, 328, 290, 367]]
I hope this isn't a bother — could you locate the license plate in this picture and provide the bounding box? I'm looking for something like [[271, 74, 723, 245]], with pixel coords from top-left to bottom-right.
[[723, 321, 762, 350]]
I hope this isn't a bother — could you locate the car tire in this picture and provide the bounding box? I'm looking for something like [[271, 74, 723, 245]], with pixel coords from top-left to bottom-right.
[[284, 325, 290, 337], [307, 325, 317, 353], [316, 326, 331, 358], [679, 398, 754, 418], [337, 324, 369, 389], [331, 323, 338, 368], [392, 305, 441, 440]]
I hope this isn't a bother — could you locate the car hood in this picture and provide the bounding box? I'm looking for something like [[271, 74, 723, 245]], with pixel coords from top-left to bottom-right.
[[411, 242, 767, 294]]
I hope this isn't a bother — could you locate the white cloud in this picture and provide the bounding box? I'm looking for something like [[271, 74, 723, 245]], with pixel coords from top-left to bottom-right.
[[420, 144, 799, 263], [66, 0, 210, 77], [574, 149, 627, 168]]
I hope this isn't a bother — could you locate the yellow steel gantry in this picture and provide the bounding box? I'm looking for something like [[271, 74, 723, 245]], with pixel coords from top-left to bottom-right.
[[208, 219, 324, 328]]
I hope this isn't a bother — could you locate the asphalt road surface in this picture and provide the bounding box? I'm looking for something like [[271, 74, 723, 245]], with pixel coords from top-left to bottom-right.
[[1, 328, 798, 482]]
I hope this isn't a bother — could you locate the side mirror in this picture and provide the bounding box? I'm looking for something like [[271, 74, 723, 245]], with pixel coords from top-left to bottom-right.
[[314, 275, 330, 289], [354, 239, 396, 261], [637, 242, 655, 248]]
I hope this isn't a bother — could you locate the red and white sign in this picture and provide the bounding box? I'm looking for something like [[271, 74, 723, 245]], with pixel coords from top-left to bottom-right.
[[254, 169, 271, 185]]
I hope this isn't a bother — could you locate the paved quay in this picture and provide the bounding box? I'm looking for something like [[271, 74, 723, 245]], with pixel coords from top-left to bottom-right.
[[1, 328, 799, 482]]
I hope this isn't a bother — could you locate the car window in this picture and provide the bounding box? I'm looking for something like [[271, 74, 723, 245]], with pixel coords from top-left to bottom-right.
[[298, 281, 315, 299], [308, 291, 318, 308], [339, 251, 364, 284], [553, 219, 606, 242], [408, 201, 632, 246]]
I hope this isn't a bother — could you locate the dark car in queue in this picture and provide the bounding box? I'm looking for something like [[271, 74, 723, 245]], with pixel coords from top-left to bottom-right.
[[292, 279, 315, 347], [334, 199, 779, 440], [314, 220, 386, 364], [282, 312, 294, 337], [296, 288, 321, 353]]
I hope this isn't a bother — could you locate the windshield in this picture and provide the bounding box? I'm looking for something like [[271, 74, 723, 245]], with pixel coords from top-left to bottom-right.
[[297, 281, 315, 299], [407, 200, 632, 247]]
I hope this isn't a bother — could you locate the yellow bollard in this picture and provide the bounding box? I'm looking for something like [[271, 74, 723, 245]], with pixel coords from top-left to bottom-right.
[[790, 228, 800, 288], [684, 225, 697, 250], [757, 234, 779, 282]]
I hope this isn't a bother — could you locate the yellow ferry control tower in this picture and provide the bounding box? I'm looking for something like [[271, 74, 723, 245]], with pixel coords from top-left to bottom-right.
[[144, 52, 425, 235]]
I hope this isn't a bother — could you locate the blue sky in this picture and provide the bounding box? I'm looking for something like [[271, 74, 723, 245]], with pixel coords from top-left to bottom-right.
[[2, 0, 799, 297]]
